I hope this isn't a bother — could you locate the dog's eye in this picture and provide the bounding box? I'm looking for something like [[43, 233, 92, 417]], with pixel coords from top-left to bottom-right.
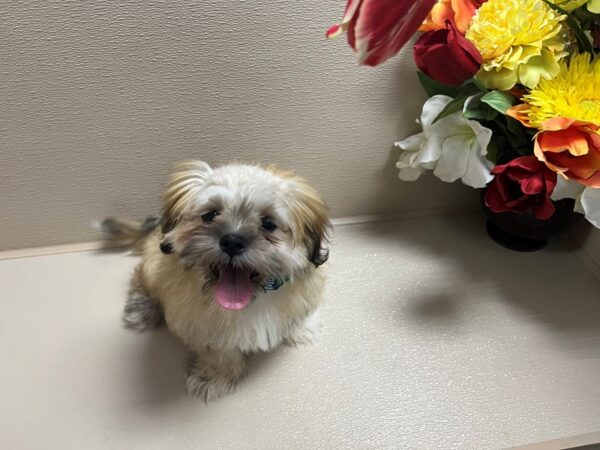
[[201, 210, 219, 223], [261, 217, 277, 232]]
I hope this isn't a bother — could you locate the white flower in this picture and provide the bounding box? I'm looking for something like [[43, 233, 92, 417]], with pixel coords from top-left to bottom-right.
[[395, 95, 494, 189], [552, 177, 600, 228]]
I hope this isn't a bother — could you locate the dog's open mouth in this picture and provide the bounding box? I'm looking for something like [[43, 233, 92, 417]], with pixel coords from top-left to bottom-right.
[[212, 266, 259, 311]]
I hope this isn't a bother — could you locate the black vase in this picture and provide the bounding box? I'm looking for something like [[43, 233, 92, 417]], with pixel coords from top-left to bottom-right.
[[480, 189, 579, 252]]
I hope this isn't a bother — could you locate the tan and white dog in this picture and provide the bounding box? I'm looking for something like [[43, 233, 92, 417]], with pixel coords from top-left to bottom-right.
[[103, 161, 330, 401]]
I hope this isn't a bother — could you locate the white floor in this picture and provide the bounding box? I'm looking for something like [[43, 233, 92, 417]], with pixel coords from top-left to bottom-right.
[[2, 213, 600, 450]]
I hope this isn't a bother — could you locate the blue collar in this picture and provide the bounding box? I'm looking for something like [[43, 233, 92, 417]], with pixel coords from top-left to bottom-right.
[[263, 277, 289, 292]]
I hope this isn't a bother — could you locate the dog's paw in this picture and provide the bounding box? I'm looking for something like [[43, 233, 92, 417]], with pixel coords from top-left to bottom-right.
[[185, 370, 237, 402], [185, 361, 239, 402], [123, 294, 164, 332], [185, 349, 247, 402], [285, 312, 322, 347]]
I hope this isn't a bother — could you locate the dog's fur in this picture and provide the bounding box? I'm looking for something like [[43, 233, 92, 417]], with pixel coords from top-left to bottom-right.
[[104, 161, 330, 401]]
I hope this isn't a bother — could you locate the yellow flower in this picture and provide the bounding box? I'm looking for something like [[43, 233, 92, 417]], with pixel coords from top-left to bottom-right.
[[518, 53, 600, 128], [465, 0, 567, 90], [550, 0, 600, 12], [588, 0, 600, 12], [549, 0, 588, 11]]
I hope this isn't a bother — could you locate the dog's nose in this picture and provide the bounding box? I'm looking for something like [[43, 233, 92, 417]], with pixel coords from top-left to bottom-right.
[[219, 234, 247, 257]]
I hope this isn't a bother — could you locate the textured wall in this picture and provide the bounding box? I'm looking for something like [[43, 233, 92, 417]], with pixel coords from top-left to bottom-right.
[[0, 0, 474, 250]]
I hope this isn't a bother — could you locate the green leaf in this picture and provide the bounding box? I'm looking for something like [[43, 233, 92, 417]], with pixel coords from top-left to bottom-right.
[[486, 108, 499, 121], [485, 138, 501, 164], [471, 76, 488, 93], [491, 117, 530, 149], [417, 71, 461, 98], [480, 91, 518, 115], [432, 81, 485, 123], [459, 82, 483, 97], [461, 90, 499, 122], [516, 146, 534, 156], [505, 117, 531, 148], [463, 108, 490, 120], [506, 117, 524, 134], [506, 131, 524, 149], [462, 104, 498, 121], [432, 95, 469, 123]]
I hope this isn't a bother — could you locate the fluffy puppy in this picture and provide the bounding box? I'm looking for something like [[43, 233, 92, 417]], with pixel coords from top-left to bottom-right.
[[104, 161, 330, 401]]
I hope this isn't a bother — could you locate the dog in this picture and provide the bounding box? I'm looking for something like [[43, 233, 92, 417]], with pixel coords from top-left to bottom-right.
[[101, 161, 330, 401]]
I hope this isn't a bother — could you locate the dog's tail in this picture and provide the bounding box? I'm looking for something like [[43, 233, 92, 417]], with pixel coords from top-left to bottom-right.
[[96, 215, 160, 251]]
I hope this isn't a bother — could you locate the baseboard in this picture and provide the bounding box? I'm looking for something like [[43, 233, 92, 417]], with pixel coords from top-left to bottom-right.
[[0, 206, 479, 260], [0, 240, 125, 261], [511, 431, 600, 450], [330, 205, 478, 227]]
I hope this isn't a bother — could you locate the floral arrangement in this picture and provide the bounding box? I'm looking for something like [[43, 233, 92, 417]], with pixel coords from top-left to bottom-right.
[[327, 0, 600, 229]]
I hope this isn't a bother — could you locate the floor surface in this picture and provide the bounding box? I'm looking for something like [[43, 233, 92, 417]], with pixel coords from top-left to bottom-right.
[[2, 214, 600, 449]]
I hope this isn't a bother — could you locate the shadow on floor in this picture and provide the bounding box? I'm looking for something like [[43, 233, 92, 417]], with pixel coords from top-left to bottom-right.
[[130, 327, 189, 409], [122, 324, 290, 411], [345, 213, 600, 340]]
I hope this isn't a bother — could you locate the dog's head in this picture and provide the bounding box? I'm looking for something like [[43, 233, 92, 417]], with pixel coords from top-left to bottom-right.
[[159, 161, 330, 310]]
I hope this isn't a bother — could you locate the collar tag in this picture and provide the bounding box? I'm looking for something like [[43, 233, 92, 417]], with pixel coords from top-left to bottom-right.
[[263, 278, 287, 292]]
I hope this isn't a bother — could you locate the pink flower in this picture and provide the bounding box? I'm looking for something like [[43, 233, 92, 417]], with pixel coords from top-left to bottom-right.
[[326, 0, 438, 66]]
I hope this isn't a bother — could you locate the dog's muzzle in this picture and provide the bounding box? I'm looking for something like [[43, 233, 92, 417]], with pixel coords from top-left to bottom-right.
[[219, 233, 247, 257]]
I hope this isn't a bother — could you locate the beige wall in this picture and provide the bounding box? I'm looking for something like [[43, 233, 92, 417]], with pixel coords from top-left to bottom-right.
[[0, 0, 474, 250]]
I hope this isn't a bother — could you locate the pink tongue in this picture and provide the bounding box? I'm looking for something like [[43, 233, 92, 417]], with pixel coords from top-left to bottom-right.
[[215, 266, 253, 310]]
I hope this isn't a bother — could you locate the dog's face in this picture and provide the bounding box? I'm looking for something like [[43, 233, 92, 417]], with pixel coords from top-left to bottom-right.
[[159, 161, 329, 310]]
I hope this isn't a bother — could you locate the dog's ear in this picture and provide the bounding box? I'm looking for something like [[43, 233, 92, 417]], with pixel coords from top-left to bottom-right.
[[268, 166, 330, 267], [161, 160, 213, 234], [292, 182, 330, 267]]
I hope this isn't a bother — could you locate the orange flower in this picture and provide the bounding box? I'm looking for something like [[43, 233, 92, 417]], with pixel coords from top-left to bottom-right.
[[420, 0, 486, 33], [508, 107, 600, 187], [533, 119, 600, 188]]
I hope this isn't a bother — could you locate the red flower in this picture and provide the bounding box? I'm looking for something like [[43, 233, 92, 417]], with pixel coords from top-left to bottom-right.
[[485, 156, 558, 220], [326, 0, 438, 66], [413, 20, 482, 86]]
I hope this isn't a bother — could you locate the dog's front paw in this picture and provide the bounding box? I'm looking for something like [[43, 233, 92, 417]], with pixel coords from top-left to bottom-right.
[[285, 312, 322, 347], [123, 294, 164, 332], [185, 369, 237, 402], [185, 349, 247, 402]]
